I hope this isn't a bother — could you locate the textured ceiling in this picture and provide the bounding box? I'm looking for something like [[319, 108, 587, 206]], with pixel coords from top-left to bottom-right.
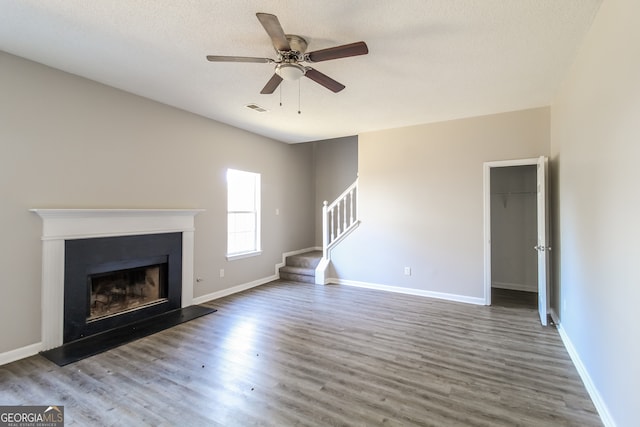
[[0, 0, 602, 143]]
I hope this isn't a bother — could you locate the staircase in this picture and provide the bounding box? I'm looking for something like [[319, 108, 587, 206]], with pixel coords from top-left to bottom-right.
[[322, 179, 359, 259], [279, 251, 323, 283], [279, 179, 359, 285]]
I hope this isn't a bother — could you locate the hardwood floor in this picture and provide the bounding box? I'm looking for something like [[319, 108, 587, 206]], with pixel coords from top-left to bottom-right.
[[491, 288, 538, 310], [0, 280, 601, 426]]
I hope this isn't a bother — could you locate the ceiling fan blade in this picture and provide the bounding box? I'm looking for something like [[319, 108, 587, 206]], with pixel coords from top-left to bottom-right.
[[307, 41, 369, 62], [256, 13, 291, 51], [206, 55, 271, 63], [304, 68, 345, 93], [260, 73, 283, 94]]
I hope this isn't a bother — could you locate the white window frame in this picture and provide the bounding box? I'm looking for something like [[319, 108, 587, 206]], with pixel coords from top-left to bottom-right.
[[226, 168, 262, 260]]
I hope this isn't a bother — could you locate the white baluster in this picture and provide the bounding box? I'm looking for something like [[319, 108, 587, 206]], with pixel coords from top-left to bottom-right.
[[343, 195, 347, 231], [349, 189, 354, 225], [336, 201, 341, 237], [355, 185, 358, 222], [330, 208, 335, 242]]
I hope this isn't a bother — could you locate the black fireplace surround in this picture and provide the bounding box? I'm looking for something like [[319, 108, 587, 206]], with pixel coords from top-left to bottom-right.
[[64, 232, 182, 343]]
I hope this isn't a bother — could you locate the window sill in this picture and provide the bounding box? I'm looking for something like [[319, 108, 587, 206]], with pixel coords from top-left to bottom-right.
[[226, 250, 262, 261]]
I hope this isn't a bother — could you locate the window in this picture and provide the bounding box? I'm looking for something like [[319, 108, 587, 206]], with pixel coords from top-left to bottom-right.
[[227, 168, 261, 259]]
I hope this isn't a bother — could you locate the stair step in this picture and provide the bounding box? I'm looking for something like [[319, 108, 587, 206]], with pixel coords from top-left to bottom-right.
[[279, 265, 315, 276], [278, 251, 322, 284], [279, 271, 316, 284], [285, 251, 323, 269]]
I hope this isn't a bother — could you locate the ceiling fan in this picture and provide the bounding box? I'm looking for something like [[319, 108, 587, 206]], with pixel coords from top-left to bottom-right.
[[206, 13, 369, 94]]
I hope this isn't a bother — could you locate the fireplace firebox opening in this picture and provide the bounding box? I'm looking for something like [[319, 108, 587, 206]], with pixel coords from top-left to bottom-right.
[[88, 262, 168, 322]]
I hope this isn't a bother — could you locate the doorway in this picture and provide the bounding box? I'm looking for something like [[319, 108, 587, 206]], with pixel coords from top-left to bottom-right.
[[483, 157, 551, 325], [489, 165, 537, 308]]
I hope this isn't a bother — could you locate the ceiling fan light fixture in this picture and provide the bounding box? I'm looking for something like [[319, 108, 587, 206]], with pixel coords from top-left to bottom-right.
[[276, 63, 305, 81]]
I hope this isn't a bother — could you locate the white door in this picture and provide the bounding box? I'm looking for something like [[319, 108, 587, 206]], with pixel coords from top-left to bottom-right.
[[536, 156, 551, 325]]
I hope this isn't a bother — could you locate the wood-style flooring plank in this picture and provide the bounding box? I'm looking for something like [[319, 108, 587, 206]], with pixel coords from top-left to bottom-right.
[[0, 280, 601, 426]]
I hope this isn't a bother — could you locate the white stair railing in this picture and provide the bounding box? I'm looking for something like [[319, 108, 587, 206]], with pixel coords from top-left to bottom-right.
[[321, 179, 359, 260]]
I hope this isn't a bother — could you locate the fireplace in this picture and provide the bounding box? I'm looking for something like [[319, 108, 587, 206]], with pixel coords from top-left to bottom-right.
[[63, 232, 182, 343], [31, 209, 204, 350]]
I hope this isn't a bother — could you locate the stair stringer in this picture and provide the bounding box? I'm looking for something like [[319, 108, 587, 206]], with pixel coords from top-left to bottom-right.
[[315, 257, 331, 285], [315, 220, 360, 285]]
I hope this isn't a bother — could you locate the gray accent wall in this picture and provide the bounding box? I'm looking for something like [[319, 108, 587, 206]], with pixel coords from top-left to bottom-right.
[[0, 52, 315, 354], [311, 136, 359, 246]]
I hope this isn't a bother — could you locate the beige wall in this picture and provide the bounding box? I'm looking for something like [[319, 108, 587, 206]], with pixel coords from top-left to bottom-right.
[[331, 108, 550, 299], [551, 0, 640, 425], [0, 52, 315, 354]]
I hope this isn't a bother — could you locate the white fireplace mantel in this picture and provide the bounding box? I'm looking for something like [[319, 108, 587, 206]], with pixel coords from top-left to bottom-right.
[[30, 208, 205, 350]]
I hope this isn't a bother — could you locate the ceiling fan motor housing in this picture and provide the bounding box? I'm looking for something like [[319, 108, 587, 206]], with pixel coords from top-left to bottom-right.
[[285, 35, 308, 54]]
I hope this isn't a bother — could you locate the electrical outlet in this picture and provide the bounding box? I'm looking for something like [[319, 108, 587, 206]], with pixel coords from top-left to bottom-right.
[[404, 267, 411, 276], [219, 269, 225, 278], [275, 208, 280, 215]]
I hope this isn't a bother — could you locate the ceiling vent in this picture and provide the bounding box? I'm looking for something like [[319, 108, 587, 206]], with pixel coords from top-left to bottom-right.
[[245, 103, 268, 113]]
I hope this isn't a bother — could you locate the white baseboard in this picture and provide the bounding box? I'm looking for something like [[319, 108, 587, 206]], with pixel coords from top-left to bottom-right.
[[492, 281, 537, 293], [0, 342, 42, 366], [556, 322, 616, 427], [332, 279, 485, 305], [192, 274, 278, 305]]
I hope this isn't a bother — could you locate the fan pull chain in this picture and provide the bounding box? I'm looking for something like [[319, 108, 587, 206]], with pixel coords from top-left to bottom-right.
[[298, 80, 301, 115], [279, 85, 282, 107]]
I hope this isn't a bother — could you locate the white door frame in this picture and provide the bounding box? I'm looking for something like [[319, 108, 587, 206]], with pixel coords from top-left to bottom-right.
[[483, 158, 540, 306], [535, 156, 551, 325]]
